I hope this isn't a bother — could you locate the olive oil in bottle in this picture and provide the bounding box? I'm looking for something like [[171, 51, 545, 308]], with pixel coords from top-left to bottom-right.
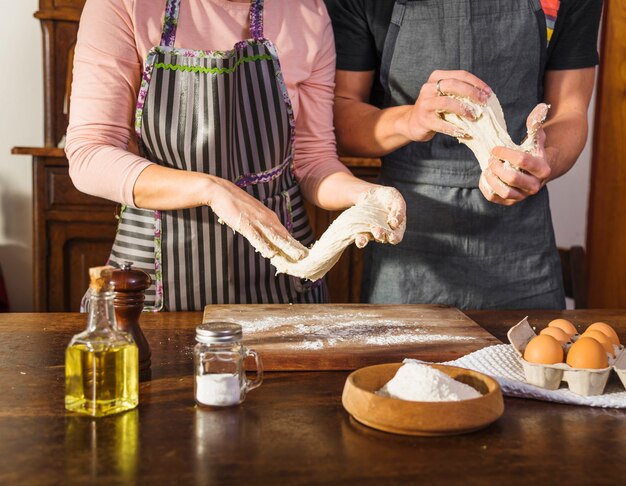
[[65, 266, 139, 417]]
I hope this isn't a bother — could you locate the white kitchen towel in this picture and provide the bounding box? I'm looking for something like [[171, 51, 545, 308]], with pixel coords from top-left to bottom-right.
[[407, 344, 626, 408]]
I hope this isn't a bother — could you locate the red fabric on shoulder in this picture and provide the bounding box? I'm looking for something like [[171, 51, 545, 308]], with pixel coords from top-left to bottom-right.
[[540, 0, 561, 18]]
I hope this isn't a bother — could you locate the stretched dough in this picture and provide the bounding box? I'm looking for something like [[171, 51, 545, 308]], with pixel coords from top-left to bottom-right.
[[443, 94, 549, 170], [271, 192, 402, 281]]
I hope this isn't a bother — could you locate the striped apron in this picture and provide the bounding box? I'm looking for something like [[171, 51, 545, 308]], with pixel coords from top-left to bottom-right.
[[106, 0, 326, 310]]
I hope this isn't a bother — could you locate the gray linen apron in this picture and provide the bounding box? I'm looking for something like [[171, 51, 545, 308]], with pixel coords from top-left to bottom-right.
[[362, 0, 565, 310], [105, 0, 326, 310]]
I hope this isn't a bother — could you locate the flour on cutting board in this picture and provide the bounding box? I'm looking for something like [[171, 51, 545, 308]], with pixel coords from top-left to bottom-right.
[[217, 312, 478, 349], [295, 340, 325, 350], [364, 334, 476, 346]]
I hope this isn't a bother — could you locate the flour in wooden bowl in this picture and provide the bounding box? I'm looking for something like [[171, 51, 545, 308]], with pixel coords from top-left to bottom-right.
[[377, 362, 481, 402]]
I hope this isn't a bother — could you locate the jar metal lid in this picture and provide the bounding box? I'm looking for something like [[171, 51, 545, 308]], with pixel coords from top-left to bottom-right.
[[196, 322, 243, 343]]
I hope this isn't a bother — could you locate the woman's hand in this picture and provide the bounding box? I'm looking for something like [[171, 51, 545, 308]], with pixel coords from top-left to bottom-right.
[[206, 178, 308, 261], [354, 186, 407, 249], [479, 105, 552, 205], [401, 70, 493, 142]]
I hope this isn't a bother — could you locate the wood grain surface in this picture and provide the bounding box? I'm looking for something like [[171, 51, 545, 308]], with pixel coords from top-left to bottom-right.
[[587, 0, 626, 307], [202, 304, 501, 370], [1, 309, 626, 484]]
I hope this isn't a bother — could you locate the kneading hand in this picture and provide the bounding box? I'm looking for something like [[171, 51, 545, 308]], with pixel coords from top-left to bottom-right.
[[206, 178, 308, 261], [480, 104, 551, 206], [404, 70, 493, 142], [354, 186, 407, 249]]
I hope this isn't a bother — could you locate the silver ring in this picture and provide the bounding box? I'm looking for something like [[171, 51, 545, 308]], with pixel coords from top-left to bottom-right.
[[436, 79, 444, 96]]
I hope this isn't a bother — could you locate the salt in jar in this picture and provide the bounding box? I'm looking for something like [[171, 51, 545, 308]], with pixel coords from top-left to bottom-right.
[[194, 322, 263, 407]]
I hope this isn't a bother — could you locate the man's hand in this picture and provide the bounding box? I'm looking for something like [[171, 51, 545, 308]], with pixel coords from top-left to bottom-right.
[[402, 70, 493, 142], [479, 107, 552, 206]]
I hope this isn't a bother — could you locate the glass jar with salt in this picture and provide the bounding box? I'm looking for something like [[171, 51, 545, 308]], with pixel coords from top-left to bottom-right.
[[194, 322, 263, 407]]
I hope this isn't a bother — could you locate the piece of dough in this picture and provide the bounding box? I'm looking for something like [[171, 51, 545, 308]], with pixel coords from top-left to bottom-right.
[[443, 94, 549, 171], [271, 191, 404, 281]]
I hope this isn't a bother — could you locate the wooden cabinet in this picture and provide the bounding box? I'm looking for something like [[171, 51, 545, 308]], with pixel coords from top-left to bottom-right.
[[12, 1, 95, 312], [39, 151, 118, 311], [12, 148, 118, 312], [34, 0, 85, 148], [14, 0, 380, 311]]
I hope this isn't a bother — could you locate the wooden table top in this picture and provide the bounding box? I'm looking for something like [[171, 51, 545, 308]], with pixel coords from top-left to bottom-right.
[[1, 308, 626, 484]]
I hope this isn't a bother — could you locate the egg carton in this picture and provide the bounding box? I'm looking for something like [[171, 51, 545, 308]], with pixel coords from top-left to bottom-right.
[[507, 317, 626, 396]]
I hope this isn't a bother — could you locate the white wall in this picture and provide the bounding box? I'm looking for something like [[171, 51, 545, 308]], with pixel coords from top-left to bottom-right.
[[0, 1, 596, 312], [0, 0, 41, 311]]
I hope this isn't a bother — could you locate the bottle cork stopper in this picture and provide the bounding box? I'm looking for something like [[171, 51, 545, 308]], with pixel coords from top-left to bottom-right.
[[89, 266, 114, 293]]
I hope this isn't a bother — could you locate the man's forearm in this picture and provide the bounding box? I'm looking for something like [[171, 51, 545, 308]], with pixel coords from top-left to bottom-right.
[[541, 67, 595, 182], [335, 97, 589, 183], [333, 69, 491, 158], [334, 98, 413, 158], [543, 109, 589, 182]]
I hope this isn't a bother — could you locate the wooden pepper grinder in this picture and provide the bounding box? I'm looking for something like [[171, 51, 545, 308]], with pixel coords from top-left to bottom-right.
[[110, 262, 152, 381]]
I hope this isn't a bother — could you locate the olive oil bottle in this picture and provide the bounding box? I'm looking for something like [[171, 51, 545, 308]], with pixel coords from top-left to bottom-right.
[[65, 266, 139, 417]]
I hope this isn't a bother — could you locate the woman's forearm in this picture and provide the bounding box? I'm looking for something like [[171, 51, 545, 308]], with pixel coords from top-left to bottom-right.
[[132, 165, 214, 210], [301, 171, 375, 211]]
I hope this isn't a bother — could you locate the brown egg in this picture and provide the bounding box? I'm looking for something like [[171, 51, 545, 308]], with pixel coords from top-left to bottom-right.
[[582, 330, 615, 357], [523, 335, 564, 365], [566, 337, 608, 369], [586, 322, 620, 347], [539, 326, 571, 345], [548, 318, 578, 337]]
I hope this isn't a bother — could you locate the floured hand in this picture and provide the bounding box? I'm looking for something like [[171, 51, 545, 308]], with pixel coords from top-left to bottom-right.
[[207, 178, 308, 261], [441, 92, 550, 206], [482, 106, 551, 205], [271, 185, 406, 281], [401, 70, 492, 143], [354, 186, 406, 248]]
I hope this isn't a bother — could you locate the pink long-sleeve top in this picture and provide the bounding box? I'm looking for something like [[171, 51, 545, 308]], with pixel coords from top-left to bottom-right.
[[66, 0, 350, 206]]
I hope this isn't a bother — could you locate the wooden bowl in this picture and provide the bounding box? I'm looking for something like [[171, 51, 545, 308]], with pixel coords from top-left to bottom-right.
[[342, 363, 504, 436]]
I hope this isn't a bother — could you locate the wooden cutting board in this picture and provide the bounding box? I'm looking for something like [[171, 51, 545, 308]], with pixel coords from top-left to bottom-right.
[[202, 304, 500, 371]]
